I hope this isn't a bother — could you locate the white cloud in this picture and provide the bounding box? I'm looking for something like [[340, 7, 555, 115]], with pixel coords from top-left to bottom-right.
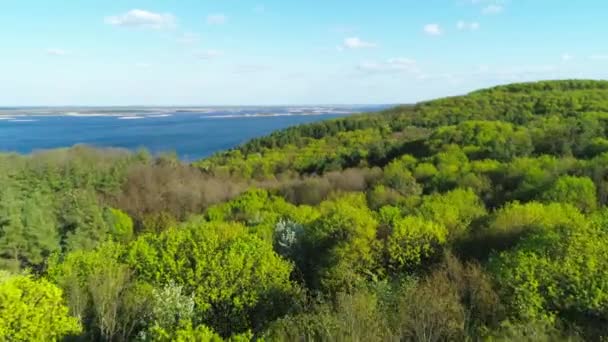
[[590, 54, 608, 61], [387, 58, 418, 70], [46, 48, 68, 56], [457, 20, 480, 31], [197, 50, 224, 59], [478, 65, 490, 72], [466, 0, 507, 15], [482, 4, 503, 14], [423, 24, 442, 36], [234, 64, 271, 74], [561, 53, 574, 62], [105, 9, 176, 29], [206, 14, 227, 25], [358, 58, 419, 73], [343, 37, 376, 49]]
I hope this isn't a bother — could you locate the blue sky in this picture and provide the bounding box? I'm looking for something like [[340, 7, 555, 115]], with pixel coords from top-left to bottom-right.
[[1, 0, 607, 105]]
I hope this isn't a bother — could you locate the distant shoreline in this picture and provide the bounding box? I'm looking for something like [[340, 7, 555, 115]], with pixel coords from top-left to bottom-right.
[[0, 105, 394, 117]]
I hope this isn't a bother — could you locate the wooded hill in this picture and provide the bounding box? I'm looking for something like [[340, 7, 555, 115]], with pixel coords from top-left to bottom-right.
[[2, 80, 608, 340]]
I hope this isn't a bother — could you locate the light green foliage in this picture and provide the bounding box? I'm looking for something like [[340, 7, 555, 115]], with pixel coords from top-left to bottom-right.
[[429, 120, 533, 161], [413, 162, 438, 180], [470, 159, 501, 174], [106, 208, 135, 243], [489, 201, 586, 238], [147, 321, 224, 342], [429, 145, 473, 192], [367, 185, 406, 210], [47, 242, 125, 318], [206, 189, 318, 242], [305, 193, 379, 292], [382, 155, 422, 196], [470, 201, 589, 259], [540, 175, 598, 212], [47, 242, 151, 341], [490, 215, 608, 335], [0, 271, 81, 340], [126, 220, 295, 336], [493, 155, 581, 204], [197, 128, 392, 178], [377, 205, 402, 227], [386, 216, 448, 271], [416, 188, 487, 238], [88, 261, 135, 340]]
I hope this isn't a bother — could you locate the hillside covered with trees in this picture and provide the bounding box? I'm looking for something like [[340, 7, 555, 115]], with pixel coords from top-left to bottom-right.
[[3, 80, 608, 340]]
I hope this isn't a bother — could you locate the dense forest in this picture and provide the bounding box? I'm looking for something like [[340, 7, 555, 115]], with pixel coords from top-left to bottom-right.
[[3, 80, 608, 341]]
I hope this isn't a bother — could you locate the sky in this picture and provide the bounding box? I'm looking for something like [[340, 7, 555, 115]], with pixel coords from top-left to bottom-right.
[[1, 0, 607, 106]]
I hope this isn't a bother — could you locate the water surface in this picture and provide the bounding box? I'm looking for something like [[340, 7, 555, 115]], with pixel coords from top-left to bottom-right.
[[0, 106, 388, 160]]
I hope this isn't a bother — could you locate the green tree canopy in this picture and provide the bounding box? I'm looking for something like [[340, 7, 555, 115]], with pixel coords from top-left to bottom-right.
[[0, 271, 81, 340], [540, 175, 598, 213], [125, 220, 295, 336]]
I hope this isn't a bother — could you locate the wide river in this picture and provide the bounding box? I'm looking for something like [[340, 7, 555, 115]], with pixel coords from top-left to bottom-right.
[[0, 106, 388, 161]]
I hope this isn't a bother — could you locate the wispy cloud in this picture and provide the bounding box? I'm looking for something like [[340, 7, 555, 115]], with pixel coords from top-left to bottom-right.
[[234, 64, 271, 74], [423, 24, 442, 36], [561, 53, 574, 62], [105, 9, 176, 29], [480, 64, 558, 82], [197, 50, 224, 59], [358, 58, 419, 74], [206, 14, 227, 25], [466, 0, 507, 15], [342, 37, 376, 49], [590, 54, 608, 61], [176, 32, 200, 44], [482, 4, 504, 15], [416, 63, 560, 84], [46, 48, 68, 56], [457, 20, 480, 31]]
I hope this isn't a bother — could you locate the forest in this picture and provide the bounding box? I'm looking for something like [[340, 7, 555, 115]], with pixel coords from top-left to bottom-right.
[[2, 79, 608, 341]]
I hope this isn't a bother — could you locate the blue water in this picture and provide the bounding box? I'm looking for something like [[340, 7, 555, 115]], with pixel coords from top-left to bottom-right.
[[0, 106, 387, 160]]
